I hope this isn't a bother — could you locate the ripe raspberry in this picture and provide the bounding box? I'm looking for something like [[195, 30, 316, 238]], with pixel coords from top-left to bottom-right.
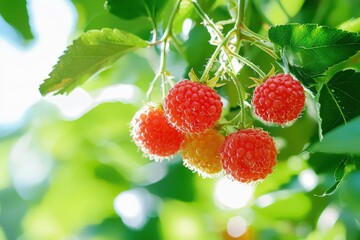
[[220, 128, 277, 183], [164, 80, 223, 133], [181, 129, 224, 178], [252, 74, 305, 125], [131, 105, 184, 161]]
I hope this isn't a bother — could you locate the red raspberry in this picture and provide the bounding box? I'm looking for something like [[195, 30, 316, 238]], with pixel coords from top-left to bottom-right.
[[252, 74, 305, 125], [131, 105, 184, 161], [220, 128, 277, 183], [181, 129, 224, 178], [164, 80, 223, 133]]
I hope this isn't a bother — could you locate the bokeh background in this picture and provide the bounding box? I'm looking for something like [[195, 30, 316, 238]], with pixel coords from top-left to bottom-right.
[[1, 0, 360, 239]]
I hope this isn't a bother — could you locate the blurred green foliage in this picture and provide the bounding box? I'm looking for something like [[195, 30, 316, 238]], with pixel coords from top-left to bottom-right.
[[0, 0, 33, 42], [0, 0, 360, 240]]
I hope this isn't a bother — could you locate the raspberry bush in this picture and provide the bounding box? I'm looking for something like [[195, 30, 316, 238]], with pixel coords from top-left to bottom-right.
[[39, 0, 360, 206]]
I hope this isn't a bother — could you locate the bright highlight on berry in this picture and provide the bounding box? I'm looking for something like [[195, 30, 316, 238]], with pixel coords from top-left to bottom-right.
[[131, 105, 184, 161], [164, 80, 223, 133], [252, 74, 305, 125], [181, 129, 224, 178], [220, 128, 277, 183]]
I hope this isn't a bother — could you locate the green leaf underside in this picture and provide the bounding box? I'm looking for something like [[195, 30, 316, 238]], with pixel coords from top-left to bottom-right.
[[309, 116, 360, 155], [269, 24, 360, 85], [334, 157, 347, 182], [105, 0, 167, 21], [0, 0, 33, 40], [319, 180, 342, 197], [317, 157, 356, 197], [319, 70, 360, 134], [39, 28, 148, 95]]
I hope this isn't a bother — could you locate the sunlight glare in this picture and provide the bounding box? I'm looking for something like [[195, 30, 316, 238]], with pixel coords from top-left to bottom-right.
[[227, 216, 248, 238], [114, 188, 157, 229], [9, 134, 52, 199], [181, 18, 193, 40], [214, 177, 254, 209], [317, 205, 339, 231], [0, 0, 76, 125], [299, 169, 318, 191]]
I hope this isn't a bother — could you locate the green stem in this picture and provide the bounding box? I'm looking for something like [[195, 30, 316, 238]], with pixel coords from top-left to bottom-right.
[[146, 72, 160, 100], [241, 24, 270, 43], [241, 24, 275, 58], [171, 35, 186, 57], [192, 0, 256, 128], [146, 41, 169, 100], [161, 72, 167, 99], [159, 41, 168, 73], [228, 50, 266, 78], [191, 0, 223, 39], [235, 0, 245, 43], [242, 39, 277, 59], [228, 70, 246, 129], [147, 0, 182, 100], [161, 0, 183, 41], [200, 30, 235, 82], [236, 0, 245, 27], [193, 0, 265, 79]]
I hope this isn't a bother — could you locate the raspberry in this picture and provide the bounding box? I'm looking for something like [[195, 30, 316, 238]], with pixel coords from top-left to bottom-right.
[[164, 80, 223, 133], [252, 74, 305, 125], [220, 128, 277, 183], [131, 105, 184, 161], [181, 129, 224, 178]]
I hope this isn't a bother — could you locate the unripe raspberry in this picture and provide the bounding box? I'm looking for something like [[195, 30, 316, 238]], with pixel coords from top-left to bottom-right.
[[181, 129, 224, 178], [220, 128, 277, 183], [131, 105, 184, 161], [164, 80, 223, 133], [252, 74, 305, 125]]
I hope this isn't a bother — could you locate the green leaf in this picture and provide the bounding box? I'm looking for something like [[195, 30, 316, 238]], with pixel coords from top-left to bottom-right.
[[334, 157, 347, 182], [338, 17, 360, 33], [319, 70, 360, 134], [316, 157, 356, 197], [307, 153, 345, 175], [268, 24, 360, 84], [172, 0, 194, 34], [0, 0, 33, 40], [105, 0, 167, 21], [254, 0, 305, 25], [318, 180, 342, 197], [184, 25, 215, 76], [255, 192, 311, 220], [308, 116, 360, 155], [39, 28, 148, 95]]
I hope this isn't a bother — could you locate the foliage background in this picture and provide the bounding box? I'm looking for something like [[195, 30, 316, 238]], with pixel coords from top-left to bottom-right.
[[0, 0, 360, 239]]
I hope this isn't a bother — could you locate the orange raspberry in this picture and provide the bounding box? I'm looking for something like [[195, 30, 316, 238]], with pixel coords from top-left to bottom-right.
[[181, 129, 224, 178]]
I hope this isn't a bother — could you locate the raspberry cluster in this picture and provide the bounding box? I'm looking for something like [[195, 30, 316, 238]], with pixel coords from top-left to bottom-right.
[[130, 74, 305, 182]]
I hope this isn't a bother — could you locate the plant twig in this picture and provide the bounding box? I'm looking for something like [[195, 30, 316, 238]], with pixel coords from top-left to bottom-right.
[[146, 0, 182, 100], [227, 50, 266, 78]]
